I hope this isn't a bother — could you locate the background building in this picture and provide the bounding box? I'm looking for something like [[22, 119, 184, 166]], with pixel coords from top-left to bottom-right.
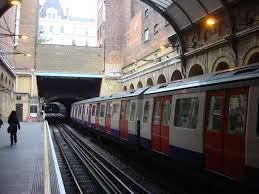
[[39, 0, 97, 47]]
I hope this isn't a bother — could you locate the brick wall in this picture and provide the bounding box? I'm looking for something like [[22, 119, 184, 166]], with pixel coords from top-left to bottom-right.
[[36, 44, 104, 74]]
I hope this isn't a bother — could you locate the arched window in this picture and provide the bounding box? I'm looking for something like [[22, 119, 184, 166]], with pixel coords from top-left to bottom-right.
[[146, 78, 153, 87], [137, 81, 143, 88], [215, 62, 229, 72], [130, 84, 134, 90], [0, 73, 3, 82], [123, 86, 127, 91], [171, 70, 182, 81], [247, 52, 259, 65], [188, 64, 204, 78], [157, 74, 166, 84], [5, 77, 7, 84]]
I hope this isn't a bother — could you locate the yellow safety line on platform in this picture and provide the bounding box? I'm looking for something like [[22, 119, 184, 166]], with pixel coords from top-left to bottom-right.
[[44, 121, 51, 194]]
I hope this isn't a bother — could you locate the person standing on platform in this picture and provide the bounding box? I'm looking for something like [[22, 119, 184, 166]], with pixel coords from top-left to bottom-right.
[[0, 113, 3, 128], [8, 111, 20, 146]]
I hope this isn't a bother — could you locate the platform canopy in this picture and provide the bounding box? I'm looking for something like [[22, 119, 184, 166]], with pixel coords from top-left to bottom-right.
[[0, 0, 13, 17], [141, 0, 236, 32]]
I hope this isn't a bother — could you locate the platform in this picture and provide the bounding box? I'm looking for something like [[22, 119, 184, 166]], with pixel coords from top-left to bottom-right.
[[0, 122, 65, 194]]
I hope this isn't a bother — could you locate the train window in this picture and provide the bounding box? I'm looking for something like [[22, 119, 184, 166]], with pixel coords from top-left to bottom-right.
[[174, 97, 199, 129], [228, 94, 247, 134], [257, 100, 259, 136], [100, 104, 105, 117], [120, 101, 130, 120], [207, 96, 224, 131], [143, 101, 150, 123], [153, 100, 161, 124], [92, 105, 96, 116], [82, 105, 85, 115], [162, 99, 171, 126], [130, 102, 136, 121], [85, 105, 88, 115], [106, 102, 112, 118], [79, 106, 82, 114], [96, 104, 100, 117], [112, 103, 120, 119]]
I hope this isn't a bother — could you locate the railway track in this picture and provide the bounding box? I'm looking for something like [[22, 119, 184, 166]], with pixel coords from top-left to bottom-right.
[[51, 123, 150, 194]]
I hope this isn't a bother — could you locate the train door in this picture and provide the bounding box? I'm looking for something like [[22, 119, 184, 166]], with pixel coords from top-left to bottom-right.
[[151, 96, 171, 155], [88, 104, 92, 127], [205, 91, 225, 173], [120, 100, 130, 140], [224, 87, 248, 179], [96, 103, 100, 130], [205, 88, 248, 180], [105, 102, 112, 134]]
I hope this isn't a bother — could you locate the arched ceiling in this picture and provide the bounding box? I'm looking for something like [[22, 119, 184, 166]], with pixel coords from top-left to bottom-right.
[[141, 0, 237, 32], [0, 0, 238, 33], [0, 0, 13, 17]]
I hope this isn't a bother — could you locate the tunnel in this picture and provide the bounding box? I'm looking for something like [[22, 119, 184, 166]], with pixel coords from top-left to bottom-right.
[[37, 76, 102, 120]]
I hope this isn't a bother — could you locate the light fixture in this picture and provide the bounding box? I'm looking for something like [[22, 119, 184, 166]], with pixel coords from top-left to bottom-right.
[[160, 45, 167, 50], [160, 42, 203, 50], [0, 33, 29, 40], [206, 17, 217, 27], [24, 53, 31, 57], [10, 0, 21, 5], [19, 34, 29, 40]]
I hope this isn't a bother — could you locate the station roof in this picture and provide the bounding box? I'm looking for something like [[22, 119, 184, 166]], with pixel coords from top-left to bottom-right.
[[1, 1, 238, 30], [141, 0, 237, 32], [0, 0, 11, 17]]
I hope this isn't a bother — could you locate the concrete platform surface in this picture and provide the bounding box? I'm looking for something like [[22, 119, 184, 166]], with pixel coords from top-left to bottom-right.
[[0, 122, 64, 194]]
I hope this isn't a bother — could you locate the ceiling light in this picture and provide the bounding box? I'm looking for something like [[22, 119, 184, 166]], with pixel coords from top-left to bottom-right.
[[10, 0, 21, 5]]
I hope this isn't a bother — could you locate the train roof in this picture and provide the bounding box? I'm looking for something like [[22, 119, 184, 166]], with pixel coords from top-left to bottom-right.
[[145, 63, 259, 95], [107, 87, 148, 100], [72, 87, 148, 105]]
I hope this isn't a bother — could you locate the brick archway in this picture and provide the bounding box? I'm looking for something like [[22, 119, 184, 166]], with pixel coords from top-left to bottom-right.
[[247, 52, 259, 65], [188, 64, 204, 78], [215, 62, 229, 72], [130, 83, 134, 90], [146, 78, 153, 86], [243, 47, 259, 65], [157, 74, 166, 84], [137, 81, 143, 88], [123, 86, 127, 91], [171, 70, 182, 81]]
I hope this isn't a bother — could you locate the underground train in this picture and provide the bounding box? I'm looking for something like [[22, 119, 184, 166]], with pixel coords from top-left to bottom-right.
[[71, 63, 259, 182]]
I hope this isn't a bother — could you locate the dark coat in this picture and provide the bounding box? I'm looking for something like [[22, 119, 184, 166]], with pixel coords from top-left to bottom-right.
[[8, 114, 20, 133]]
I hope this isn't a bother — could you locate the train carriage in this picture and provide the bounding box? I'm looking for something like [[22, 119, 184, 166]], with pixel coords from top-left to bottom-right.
[[70, 63, 259, 182], [142, 64, 259, 180], [102, 88, 147, 141]]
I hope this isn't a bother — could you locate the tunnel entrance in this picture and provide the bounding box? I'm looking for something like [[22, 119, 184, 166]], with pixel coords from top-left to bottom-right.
[[37, 76, 102, 119]]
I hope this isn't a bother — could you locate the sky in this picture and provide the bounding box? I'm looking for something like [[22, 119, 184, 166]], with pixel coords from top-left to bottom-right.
[[39, 0, 97, 18]]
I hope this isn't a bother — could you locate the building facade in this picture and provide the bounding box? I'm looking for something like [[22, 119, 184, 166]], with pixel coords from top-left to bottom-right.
[[98, 0, 259, 95], [39, 0, 97, 47], [0, 5, 18, 121]]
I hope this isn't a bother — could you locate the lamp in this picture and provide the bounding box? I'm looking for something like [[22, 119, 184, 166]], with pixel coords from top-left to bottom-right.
[[206, 17, 217, 27], [0, 33, 28, 40], [160, 42, 203, 50], [10, 0, 21, 6]]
